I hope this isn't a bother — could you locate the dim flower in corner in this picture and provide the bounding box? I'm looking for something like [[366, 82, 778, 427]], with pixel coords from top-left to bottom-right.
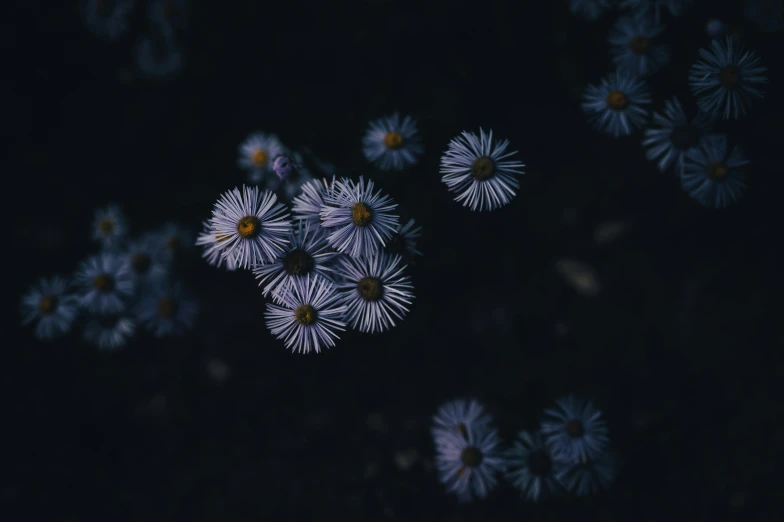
[[20, 277, 80, 340], [125, 235, 169, 284], [84, 314, 136, 351], [237, 132, 286, 185], [431, 399, 493, 439], [362, 113, 424, 171], [133, 30, 184, 81], [506, 430, 571, 502], [540, 395, 610, 462], [156, 221, 193, 263], [320, 176, 399, 259], [336, 252, 414, 334], [252, 222, 337, 298], [75, 253, 135, 314], [135, 282, 199, 337], [582, 70, 651, 137], [557, 451, 617, 496], [568, 0, 611, 20], [642, 97, 712, 172], [195, 220, 239, 271], [608, 11, 670, 77], [440, 128, 525, 212], [679, 134, 748, 208], [81, 0, 135, 41], [92, 204, 128, 250], [264, 274, 347, 354], [384, 218, 423, 264], [208, 185, 291, 269], [688, 37, 767, 120], [433, 421, 506, 503]]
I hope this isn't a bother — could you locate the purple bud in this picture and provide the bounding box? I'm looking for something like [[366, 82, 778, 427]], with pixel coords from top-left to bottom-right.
[[273, 154, 294, 180]]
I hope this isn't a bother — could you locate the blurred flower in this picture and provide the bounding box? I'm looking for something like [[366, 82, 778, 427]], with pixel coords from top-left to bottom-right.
[[642, 97, 712, 172], [582, 70, 651, 137], [156, 222, 193, 263], [135, 282, 199, 337], [567, 0, 611, 20], [705, 18, 727, 39], [680, 134, 748, 208], [75, 253, 134, 314], [434, 422, 505, 503], [362, 113, 424, 171], [80, 0, 135, 41], [265, 274, 347, 354], [194, 220, 239, 271], [506, 430, 571, 502], [320, 176, 399, 258], [124, 235, 168, 285], [383, 218, 423, 264], [440, 128, 525, 212], [20, 277, 79, 340], [133, 29, 184, 81], [84, 313, 135, 350], [608, 12, 669, 77], [92, 204, 128, 250], [689, 37, 767, 120], [208, 185, 291, 269], [557, 451, 617, 496], [431, 399, 492, 439], [237, 132, 286, 185], [541, 395, 610, 462], [147, 0, 189, 33], [336, 252, 413, 334]]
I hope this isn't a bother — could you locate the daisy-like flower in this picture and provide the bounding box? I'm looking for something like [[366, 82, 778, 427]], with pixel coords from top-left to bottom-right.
[[147, 0, 189, 33], [156, 222, 193, 263], [84, 313, 136, 350], [431, 399, 492, 439], [320, 177, 399, 258], [689, 37, 767, 120], [264, 274, 347, 354], [384, 218, 423, 264], [336, 252, 413, 334], [362, 113, 424, 171], [506, 430, 571, 502], [124, 235, 168, 284], [608, 12, 670, 77], [568, 0, 611, 20], [642, 97, 713, 172], [291, 176, 342, 228], [582, 70, 652, 137], [434, 422, 506, 503], [81, 0, 135, 41], [253, 222, 337, 297], [440, 129, 525, 212], [745, 0, 784, 33], [237, 132, 286, 185], [540, 395, 610, 462], [194, 220, 239, 271], [20, 277, 80, 340], [133, 30, 184, 81], [136, 282, 199, 337], [557, 451, 617, 496], [680, 134, 748, 208], [92, 204, 128, 250], [208, 185, 291, 269], [75, 253, 135, 314]]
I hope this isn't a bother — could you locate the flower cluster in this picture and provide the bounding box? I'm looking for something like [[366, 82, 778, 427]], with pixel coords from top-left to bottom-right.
[[574, 1, 767, 208], [80, 0, 186, 81], [431, 396, 615, 503], [20, 205, 198, 349], [196, 179, 421, 354]]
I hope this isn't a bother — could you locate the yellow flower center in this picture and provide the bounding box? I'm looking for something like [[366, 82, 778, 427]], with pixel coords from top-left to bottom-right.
[[38, 295, 57, 315], [237, 216, 261, 239], [606, 90, 628, 111], [383, 131, 404, 150], [707, 161, 728, 180], [471, 156, 495, 181], [351, 202, 373, 227], [357, 277, 383, 301], [251, 148, 268, 168], [630, 35, 650, 54], [158, 297, 177, 318], [98, 217, 115, 236], [165, 235, 180, 251], [295, 304, 317, 326], [93, 274, 115, 293]]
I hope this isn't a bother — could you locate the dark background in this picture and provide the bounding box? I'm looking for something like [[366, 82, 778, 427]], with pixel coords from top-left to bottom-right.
[[7, 0, 783, 520]]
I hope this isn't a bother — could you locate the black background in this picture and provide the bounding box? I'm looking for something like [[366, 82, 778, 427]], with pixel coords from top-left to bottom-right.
[[8, 0, 783, 520]]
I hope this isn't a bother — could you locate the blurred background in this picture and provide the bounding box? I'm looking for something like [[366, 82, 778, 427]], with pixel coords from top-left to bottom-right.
[[7, 0, 784, 520]]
